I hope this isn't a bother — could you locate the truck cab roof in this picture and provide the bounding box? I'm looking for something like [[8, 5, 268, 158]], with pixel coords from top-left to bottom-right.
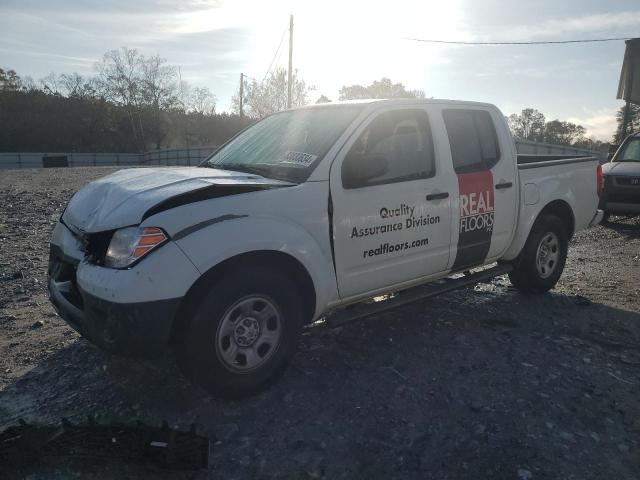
[[295, 98, 497, 111]]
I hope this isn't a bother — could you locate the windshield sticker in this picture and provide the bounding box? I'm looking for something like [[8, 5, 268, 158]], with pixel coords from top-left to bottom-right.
[[282, 151, 318, 167]]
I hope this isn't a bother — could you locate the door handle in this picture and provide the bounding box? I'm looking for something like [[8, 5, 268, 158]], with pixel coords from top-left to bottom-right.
[[426, 192, 449, 201], [495, 182, 513, 190]]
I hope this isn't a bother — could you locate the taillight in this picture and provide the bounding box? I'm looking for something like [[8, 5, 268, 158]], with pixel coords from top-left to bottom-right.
[[596, 164, 604, 198]]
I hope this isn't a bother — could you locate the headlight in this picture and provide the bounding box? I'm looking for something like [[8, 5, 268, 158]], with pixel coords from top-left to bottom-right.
[[104, 226, 168, 269]]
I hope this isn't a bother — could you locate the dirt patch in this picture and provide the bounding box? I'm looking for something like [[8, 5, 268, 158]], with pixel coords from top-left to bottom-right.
[[1, 167, 639, 479]]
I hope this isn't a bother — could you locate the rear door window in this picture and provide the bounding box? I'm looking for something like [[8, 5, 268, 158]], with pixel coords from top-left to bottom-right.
[[443, 109, 501, 173]]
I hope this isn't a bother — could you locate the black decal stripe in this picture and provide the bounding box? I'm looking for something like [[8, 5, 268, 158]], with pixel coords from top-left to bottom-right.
[[172, 214, 248, 241], [142, 184, 290, 220]]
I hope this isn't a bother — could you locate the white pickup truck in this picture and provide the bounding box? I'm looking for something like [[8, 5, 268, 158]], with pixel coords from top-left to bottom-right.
[[48, 99, 604, 397]]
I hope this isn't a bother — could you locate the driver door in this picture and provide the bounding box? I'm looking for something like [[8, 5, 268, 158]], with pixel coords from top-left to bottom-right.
[[330, 106, 454, 298]]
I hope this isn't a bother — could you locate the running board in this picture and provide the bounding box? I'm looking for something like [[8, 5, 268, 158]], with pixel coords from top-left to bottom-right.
[[324, 263, 513, 328]]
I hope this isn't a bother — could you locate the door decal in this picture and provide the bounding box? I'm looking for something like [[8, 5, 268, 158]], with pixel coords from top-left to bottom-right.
[[452, 170, 494, 270]]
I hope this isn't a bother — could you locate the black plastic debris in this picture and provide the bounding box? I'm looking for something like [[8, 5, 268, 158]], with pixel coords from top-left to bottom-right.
[[0, 417, 209, 470]]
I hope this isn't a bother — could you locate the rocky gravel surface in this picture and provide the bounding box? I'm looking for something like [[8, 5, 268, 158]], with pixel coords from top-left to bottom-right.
[[1, 167, 639, 479]]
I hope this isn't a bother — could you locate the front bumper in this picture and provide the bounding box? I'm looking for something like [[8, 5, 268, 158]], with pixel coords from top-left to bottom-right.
[[589, 209, 604, 227], [47, 222, 201, 357], [601, 175, 640, 215], [48, 245, 180, 357]]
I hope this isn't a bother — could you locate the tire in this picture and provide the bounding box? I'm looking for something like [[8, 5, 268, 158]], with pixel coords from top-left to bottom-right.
[[602, 211, 611, 223], [508, 214, 568, 294], [177, 266, 305, 398]]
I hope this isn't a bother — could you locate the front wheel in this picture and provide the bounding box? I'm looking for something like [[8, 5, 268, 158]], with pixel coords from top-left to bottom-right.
[[177, 266, 305, 398], [508, 214, 568, 293]]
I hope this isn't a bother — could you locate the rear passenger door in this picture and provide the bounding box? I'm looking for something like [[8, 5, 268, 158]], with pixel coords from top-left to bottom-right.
[[441, 107, 518, 271], [330, 107, 455, 298]]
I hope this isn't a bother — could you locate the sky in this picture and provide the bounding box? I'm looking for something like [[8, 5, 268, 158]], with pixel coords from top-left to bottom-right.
[[1, 0, 638, 141]]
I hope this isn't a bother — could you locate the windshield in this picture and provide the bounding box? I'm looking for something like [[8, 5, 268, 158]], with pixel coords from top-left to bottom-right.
[[204, 106, 362, 182], [616, 138, 640, 162]]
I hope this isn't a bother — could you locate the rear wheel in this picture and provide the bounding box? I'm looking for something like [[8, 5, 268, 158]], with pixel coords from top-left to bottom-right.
[[177, 266, 304, 398], [508, 214, 568, 293]]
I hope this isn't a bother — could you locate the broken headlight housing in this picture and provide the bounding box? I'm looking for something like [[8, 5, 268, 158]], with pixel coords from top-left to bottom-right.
[[104, 226, 168, 269]]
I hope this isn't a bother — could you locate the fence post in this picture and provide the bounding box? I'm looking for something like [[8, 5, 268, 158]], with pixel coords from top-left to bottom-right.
[[18, 152, 22, 169]]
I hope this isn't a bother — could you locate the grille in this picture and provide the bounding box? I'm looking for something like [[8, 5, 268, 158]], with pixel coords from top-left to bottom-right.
[[84, 231, 114, 264], [48, 246, 84, 312], [614, 176, 640, 186]]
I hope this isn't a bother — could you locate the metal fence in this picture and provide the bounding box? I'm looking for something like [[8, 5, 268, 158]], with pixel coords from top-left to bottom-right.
[[0, 147, 218, 170], [0, 142, 601, 170], [513, 140, 597, 157]]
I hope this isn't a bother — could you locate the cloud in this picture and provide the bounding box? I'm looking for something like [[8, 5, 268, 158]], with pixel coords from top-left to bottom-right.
[[493, 11, 640, 41], [485, 10, 640, 41], [567, 108, 619, 142]]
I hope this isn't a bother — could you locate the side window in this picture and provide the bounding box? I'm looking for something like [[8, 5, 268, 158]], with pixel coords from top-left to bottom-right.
[[443, 109, 501, 174], [342, 109, 435, 189]]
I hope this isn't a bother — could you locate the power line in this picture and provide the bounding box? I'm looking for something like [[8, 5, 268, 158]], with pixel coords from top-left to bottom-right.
[[402, 36, 633, 45], [262, 27, 288, 83]]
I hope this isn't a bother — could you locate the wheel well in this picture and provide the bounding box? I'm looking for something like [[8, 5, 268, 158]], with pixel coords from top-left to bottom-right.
[[170, 250, 316, 344], [538, 200, 575, 238]]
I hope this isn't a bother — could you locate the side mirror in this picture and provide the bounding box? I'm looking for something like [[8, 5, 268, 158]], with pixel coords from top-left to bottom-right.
[[342, 153, 389, 189]]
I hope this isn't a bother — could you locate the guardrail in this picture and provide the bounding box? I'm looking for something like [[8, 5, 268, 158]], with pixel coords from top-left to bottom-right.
[[1, 141, 601, 170]]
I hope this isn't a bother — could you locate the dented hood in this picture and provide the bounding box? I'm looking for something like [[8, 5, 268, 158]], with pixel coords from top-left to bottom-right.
[[62, 167, 292, 232]]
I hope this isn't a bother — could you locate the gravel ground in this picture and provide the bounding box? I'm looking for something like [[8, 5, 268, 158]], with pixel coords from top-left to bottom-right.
[[1, 167, 639, 479]]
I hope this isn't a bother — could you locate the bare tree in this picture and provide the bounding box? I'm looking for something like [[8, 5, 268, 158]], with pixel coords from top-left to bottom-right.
[[141, 55, 178, 109], [95, 47, 146, 150], [188, 86, 217, 115], [40, 72, 62, 95], [95, 47, 180, 150], [232, 67, 313, 118], [140, 54, 179, 148], [339, 78, 425, 100], [58, 73, 96, 99]]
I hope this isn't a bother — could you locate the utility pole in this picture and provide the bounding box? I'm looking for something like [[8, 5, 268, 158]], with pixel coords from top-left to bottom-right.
[[287, 14, 293, 109], [239, 72, 244, 119]]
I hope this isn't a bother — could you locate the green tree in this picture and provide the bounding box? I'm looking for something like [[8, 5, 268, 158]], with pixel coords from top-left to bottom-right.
[[508, 108, 546, 142], [613, 104, 640, 143], [338, 78, 425, 100], [0, 68, 22, 92], [543, 119, 586, 146]]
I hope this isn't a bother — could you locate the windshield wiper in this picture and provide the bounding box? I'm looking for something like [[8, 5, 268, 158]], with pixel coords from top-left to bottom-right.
[[208, 163, 268, 177], [208, 163, 297, 183]]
